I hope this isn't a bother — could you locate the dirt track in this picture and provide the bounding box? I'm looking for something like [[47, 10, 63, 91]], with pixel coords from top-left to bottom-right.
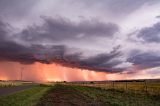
[[0, 85, 34, 96], [37, 84, 105, 106]]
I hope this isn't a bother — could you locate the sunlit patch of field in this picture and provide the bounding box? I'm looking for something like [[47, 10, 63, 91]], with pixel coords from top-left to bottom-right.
[[0, 81, 22, 88], [0, 80, 33, 88]]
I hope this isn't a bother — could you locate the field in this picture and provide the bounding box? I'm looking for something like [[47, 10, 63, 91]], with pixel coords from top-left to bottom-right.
[[0, 80, 33, 88], [0, 81, 22, 88], [0, 80, 160, 106], [70, 80, 160, 96], [0, 85, 51, 106]]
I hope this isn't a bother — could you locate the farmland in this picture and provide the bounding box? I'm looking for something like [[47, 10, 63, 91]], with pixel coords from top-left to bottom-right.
[[0, 84, 51, 106], [37, 83, 160, 106], [69, 79, 160, 96], [0, 80, 160, 106], [0, 81, 22, 88], [0, 80, 33, 88]]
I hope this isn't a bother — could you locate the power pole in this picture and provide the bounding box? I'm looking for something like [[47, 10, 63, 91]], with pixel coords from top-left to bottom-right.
[[20, 67, 24, 81]]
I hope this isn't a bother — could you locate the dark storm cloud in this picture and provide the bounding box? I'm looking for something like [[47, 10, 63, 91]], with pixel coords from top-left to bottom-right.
[[0, 20, 8, 40], [32, 45, 123, 72], [53, 45, 123, 72], [80, 46, 122, 71], [137, 22, 160, 42], [0, 37, 64, 64], [0, 41, 35, 64], [14, 44, 123, 72], [127, 52, 160, 69], [19, 16, 119, 43], [83, 53, 117, 67], [0, 0, 159, 79], [0, 20, 40, 63], [0, 19, 123, 72]]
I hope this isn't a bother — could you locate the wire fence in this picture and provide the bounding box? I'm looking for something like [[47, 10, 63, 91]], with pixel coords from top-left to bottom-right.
[[69, 80, 160, 95]]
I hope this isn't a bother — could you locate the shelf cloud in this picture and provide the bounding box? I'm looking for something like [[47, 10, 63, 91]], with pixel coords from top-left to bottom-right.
[[0, 0, 160, 81]]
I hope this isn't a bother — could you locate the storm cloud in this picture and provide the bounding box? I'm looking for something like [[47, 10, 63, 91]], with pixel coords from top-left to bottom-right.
[[0, 18, 122, 72], [19, 16, 119, 43], [0, 0, 160, 78], [128, 52, 160, 69], [137, 22, 160, 43]]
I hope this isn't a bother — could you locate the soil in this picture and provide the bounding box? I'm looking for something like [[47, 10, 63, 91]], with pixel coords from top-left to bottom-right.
[[37, 84, 105, 106]]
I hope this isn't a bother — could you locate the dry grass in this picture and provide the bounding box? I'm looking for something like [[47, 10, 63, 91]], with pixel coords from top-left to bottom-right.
[[70, 81, 160, 95], [0, 81, 33, 88], [0, 81, 22, 87]]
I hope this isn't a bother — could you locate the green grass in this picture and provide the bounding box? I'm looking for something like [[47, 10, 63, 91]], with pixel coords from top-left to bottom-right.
[[36, 84, 105, 106], [0, 84, 160, 106], [76, 81, 160, 95], [0, 85, 51, 106], [71, 85, 160, 106], [37, 84, 160, 106]]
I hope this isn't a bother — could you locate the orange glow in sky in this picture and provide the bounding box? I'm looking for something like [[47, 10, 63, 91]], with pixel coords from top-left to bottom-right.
[[1, 61, 158, 82], [2, 61, 157, 82], [0, 61, 114, 82]]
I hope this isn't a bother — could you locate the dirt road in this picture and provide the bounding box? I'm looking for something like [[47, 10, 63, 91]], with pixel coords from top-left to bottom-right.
[[0, 85, 34, 96]]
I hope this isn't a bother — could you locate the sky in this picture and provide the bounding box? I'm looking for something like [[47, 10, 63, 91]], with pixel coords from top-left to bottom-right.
[[0, 0, 160, 82]]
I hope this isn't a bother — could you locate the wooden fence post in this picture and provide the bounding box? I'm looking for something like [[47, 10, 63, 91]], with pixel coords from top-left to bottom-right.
[[125, 82, 128, 90], [144, 80, 147, 92], [113, 81, 114, 89]]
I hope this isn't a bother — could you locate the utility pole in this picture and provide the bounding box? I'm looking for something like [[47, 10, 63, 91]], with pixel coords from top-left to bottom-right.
[[20, 66, 24, 81]]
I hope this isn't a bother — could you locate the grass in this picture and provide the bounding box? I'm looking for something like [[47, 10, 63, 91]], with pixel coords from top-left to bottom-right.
[[74, 81, 160, 95], [0, 85, 51, 106], [36, 84, 105, 106], [71, 85, 160, 106], [35, 84, 160, 106], [0, 82, 159, 106], [0, 81, 23, 88]]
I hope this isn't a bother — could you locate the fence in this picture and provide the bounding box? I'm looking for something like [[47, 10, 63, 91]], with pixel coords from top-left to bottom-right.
[[70, 80, 160, 95]]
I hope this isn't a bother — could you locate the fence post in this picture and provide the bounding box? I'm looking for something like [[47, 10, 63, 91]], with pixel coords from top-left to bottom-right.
[[125, 82, 128, 91], [144, 80, 147, 93], [113, 81, 114, 89]]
